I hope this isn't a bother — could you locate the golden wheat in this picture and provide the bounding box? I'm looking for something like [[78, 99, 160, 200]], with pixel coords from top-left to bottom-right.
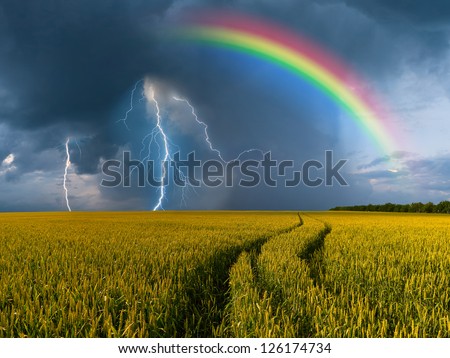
[[0, 211, 448, 337]]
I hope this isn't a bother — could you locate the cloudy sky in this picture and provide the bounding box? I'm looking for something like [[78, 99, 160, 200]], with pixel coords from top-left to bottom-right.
[[0, 0, 449, 211]]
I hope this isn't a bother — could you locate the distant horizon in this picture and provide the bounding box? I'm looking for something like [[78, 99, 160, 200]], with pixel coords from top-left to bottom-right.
[[1, 199, 450, 214]]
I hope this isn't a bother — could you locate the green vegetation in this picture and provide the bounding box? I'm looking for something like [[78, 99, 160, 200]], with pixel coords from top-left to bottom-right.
[[0, 212, 297, 337], [222, 215, 329, 337], [0, 211, 449, 337], [308, 212, 450, 337], [331, 200, 450, 213]]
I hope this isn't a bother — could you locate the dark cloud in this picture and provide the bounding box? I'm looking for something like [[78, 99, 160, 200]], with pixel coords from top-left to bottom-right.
[[342, 0, 450, 27], [0, 0, 448, 210], [0, 0, 172, 128]]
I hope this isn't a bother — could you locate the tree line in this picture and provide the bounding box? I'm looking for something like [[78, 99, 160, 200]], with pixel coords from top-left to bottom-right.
[[330, 201, 450, 214]]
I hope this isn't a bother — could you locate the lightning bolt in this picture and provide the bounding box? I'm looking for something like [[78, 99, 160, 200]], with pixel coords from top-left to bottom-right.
[[117, 79, 144, 130], [172, 96, 264, 163], [74, 139, 82, 159], [121, 82, 193, 211], [117, 80, 264, 211], [173, 96, 225, 161], [63, 138, 72, 212], [148, 87, 170, 211]]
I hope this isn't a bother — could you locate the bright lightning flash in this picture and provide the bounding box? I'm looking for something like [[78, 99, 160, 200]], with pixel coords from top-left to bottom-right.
[[120, 81, 185, 211], [148, 87, 170, 211], [172, 96, 264, 163], [118, 80, 264, 211], [172, 96, 225, 161], [117, 79, 144, 130], [63, 138, 72, 212]]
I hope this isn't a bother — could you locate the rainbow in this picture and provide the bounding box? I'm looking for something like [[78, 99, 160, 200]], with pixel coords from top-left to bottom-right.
[[176, 10, 397, 153]]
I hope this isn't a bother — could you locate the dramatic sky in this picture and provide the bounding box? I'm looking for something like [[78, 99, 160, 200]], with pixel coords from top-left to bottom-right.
[[0, 0, 449, 211]]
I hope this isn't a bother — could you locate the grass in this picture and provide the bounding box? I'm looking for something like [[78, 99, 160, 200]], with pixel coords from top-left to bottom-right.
[[0, 211, 448, 337]]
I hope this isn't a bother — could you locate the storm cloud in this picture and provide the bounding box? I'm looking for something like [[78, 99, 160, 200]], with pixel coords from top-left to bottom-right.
[[0, 0, 449, 211]]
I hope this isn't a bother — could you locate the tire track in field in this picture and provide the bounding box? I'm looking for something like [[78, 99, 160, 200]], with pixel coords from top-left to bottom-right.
[[213, 213, 303, 337], [219, 214, 333, 337], [255, 213, 331, 338], [299, 213, 332, 286], [248, 212, 304, 287], [182, 213, 303, 337], [293, 216, 332, 337]]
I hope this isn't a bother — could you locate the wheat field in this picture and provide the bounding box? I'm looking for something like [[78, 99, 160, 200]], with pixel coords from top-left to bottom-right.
[[0, 211, 448, 337]]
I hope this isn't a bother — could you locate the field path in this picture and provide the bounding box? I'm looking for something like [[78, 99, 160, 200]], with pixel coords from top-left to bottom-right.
[[0, 211, 299, 338], [197, 213, 304, 337], [298, 213, 331, 286], [220, 214, 332, 337]]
